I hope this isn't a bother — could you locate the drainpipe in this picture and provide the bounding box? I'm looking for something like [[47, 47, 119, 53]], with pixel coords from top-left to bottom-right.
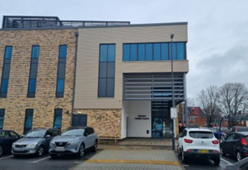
[[71, 31, 79, 126]]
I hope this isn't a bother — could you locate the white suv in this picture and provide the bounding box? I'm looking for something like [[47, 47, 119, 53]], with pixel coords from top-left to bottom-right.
[[177, 128, 220, 165]]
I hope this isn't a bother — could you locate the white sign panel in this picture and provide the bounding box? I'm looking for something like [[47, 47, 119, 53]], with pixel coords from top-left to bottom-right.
[[170, 107, 177, 119]]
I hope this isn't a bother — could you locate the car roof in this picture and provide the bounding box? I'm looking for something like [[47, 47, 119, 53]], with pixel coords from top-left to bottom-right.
[[185, 128, 212, 132], [66, 126, 86, 130], [236, 132, 248, 136]]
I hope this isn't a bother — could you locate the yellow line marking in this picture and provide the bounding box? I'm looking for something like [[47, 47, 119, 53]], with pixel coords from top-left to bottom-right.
[[85, 159, 180, 166]]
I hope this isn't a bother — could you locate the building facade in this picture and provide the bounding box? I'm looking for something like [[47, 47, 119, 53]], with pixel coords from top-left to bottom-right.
[[0, 16, 188, 139]]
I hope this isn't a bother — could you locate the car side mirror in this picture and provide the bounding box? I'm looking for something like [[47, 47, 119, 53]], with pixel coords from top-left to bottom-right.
[[45, 135, 51, 138], [84, 132, 88, 137]]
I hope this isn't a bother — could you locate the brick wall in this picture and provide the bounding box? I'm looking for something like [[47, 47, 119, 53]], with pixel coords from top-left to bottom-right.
[[0, 29, 77, 134]]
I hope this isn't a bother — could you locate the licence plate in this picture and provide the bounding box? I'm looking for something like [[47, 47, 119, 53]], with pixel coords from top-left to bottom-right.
[[55, 147, 65, 152], [199, 150, 209, 153]]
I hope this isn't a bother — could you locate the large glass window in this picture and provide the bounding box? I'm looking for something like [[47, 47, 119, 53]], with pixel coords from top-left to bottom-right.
[[98, 44, 115, 97], [28, 45, 39, 98], [0, 109, 5, 130], [0, 46, 12, 98], [123, 42, 186, 61], [53, 109, 62, 129], [56, 45, 67, 98], [24, 109, 33, 134]]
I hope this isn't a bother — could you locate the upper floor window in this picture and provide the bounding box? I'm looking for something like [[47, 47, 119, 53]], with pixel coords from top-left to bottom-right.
[[123, 42, 186, 61], [98, 44, 115, 97]]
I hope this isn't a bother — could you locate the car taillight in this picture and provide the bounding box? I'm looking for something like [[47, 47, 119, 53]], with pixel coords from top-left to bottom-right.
[[184, 139, 193, 144], [241, 138, 248, 146], [212, 140, 219, 144], [186, 149, 192, 152]]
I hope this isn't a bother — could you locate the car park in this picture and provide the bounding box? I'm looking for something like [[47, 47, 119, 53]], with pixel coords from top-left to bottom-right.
[[220, 132, 248, 161], [177, 128, 220, 165], [12, 128, 61, 157], [224, 157, 248, 170], [0, 130, 20, 156], [49, 126, 98, 158]]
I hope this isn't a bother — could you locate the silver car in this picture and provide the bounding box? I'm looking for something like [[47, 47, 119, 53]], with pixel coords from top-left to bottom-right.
[[12, 128, 61, 157], [49, 126, 98, 158]]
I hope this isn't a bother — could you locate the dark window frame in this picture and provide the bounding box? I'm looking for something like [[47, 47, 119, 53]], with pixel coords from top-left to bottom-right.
[[0, 46, 12, 98], [0, 109, 5, 130], [53, 109, 62, 130], [122, 42, 187, 61], [24, 109, 33, 134], [56, 45, 67, 98], [98, 44, 116, 97]]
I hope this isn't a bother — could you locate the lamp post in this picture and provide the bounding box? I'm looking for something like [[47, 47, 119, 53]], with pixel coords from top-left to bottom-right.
[[170, 34, 175, 150]]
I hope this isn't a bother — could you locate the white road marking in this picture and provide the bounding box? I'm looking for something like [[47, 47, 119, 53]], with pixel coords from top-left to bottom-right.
[[220, 158, 232, 165], [30, 156, 50, 163], [0, 155, 13, 160]]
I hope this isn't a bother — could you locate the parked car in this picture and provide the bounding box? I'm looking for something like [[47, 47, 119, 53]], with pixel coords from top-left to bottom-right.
[[210, 128, 226, 141], [12, 128, 61, 157], [49, 126, 98, 158], [177, 128, 220, 165], [0, 130, 20, 156], [220, 132, 248, 161], [231, 126, 248, 133], [224, 157, 248, 170]]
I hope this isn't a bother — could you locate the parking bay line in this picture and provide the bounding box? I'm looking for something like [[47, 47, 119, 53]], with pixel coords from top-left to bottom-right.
[[0, 155, 13, 160], [29, 156, 50, 163], [220, 158, 232, 165]]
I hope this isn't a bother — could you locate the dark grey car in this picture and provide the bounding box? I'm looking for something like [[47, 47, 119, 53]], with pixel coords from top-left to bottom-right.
[[12, 128, 61, 157]]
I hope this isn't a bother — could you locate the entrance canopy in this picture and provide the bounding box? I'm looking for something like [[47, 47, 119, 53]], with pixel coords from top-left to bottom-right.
[[123, 73, 185, 102]]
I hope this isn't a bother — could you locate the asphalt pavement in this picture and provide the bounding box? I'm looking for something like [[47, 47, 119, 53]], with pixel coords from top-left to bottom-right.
[[180, 154, 237, 170], [0, 149, 96, 170]]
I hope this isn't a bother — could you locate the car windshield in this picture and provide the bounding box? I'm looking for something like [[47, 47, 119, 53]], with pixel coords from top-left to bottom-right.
[[189, 131, 213, 139], [25, 130, 46, 138], [62, 129, 84, 136]]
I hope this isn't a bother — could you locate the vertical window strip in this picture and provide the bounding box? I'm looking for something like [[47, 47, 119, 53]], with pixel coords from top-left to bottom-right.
[[53, 109, 62, 129], [123, 42, 186, 61], [24, 109, 33, 134], [56, 45, 67, 98], [0, 46, 12, 98], [0, 109, 5, 130], [98, 44, 115, 97], [27, 45, 39, 98]]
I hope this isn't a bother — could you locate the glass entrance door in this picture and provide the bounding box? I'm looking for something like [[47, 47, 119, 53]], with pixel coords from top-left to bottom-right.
[[152, 117, 172, 138]]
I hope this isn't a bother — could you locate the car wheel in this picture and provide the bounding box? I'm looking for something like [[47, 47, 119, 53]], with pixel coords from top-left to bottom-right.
[[92, 140, 98, 152], [78, 144, 85, 158], [37, 146, 44, 157], [214, 157, 220, 165], [177, 146, 182, 156], [181, 149, 187, 163], [0, 145, 3, 157], [220, 147, 226, 156], [236, 151, 242, 161], [50, 154, 58, 159]]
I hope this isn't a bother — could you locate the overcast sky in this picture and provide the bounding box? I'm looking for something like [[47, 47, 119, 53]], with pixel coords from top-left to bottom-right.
[[0, 0, 247, 101]]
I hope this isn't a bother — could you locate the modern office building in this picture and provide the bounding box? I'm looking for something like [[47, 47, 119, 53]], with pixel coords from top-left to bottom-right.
[[0, 16, 188, 139]]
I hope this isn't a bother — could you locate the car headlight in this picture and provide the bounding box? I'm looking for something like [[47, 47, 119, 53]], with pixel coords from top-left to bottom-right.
[[69, 140, 79, 145], [27, 143, 37, 148]]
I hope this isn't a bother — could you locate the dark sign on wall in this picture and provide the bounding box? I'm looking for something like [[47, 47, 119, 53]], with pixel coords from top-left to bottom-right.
[[135, 115, 149, 120]]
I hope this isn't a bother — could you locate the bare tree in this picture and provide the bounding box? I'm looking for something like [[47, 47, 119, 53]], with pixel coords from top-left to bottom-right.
[[219, 83, 248, 128], [198, 85, 220, 127], [187, 97, 195, 107]]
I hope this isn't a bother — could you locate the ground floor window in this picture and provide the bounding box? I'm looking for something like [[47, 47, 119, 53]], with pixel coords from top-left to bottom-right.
[[0, 109, 5, 130], [72, 114, 87, 126], [24, 109, 33, 134], [53, 109, 62, 129]]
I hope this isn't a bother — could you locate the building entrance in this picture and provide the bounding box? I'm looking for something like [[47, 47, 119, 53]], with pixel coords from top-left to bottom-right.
[[151, 101, 172, 138]]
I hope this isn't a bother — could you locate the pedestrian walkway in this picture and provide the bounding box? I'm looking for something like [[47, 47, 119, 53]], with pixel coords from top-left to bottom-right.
[[118, 138, 178, 147], [72, 145, 184, 170]]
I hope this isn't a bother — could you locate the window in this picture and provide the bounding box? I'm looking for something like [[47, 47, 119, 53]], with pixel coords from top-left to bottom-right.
[[24, 109, 33, 134], [0, 46, 12, 98], [53, 109, 62, 129], [189, 131, 213, 139], [28, 45, 39, 97], [72, 114, 87, 126], [123, 42, 186, 61], [0, 109, 5, 130], [56, 45, 67, 98], [9, 131, 19, 138], [98, 44, 115, 97]]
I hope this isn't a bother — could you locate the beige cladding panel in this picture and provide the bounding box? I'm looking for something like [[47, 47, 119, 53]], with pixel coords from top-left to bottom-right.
[[75, 25, 188, 109]]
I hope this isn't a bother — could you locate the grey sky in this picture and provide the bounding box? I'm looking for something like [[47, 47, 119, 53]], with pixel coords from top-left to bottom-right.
[[0, 0, 247, 100]]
